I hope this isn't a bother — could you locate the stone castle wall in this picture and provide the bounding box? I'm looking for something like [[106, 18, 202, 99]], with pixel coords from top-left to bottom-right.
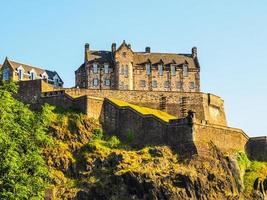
[[15, 80, 267, 161], [102, 99, 249, 157], [65, 88, 227, 126], [247, 137, 267, 161]]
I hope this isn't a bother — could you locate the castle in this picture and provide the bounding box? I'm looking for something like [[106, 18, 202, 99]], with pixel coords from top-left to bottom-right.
[[75, 41, 200, 92], [1, 41, 266, 161]]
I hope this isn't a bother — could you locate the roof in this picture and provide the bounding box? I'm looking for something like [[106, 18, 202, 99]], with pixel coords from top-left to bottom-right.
[[86, 51, 113, 64], [82, 45, 199, 69], [133, 52, 196, 68], [6, 58, 63, 82]]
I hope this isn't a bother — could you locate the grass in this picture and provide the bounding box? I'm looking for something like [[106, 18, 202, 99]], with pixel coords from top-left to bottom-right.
[[109, 98, 177, 122]]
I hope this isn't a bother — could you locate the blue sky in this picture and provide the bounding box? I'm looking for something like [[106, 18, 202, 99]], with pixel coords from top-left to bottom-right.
[[1, 0, 267, 137]]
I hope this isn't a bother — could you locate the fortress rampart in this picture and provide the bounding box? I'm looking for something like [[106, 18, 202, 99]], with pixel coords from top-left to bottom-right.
[[102, 98, 248, 156], [15, 80, 267, 161], [65, 88, 227, 126]]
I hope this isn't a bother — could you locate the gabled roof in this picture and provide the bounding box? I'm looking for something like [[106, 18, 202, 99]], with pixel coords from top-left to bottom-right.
[[5, 58, 63, 82], [116, 40, 133, 53]]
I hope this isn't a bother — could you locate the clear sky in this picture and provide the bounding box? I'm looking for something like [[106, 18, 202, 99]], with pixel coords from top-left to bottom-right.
[[1, 0, 267, 137]]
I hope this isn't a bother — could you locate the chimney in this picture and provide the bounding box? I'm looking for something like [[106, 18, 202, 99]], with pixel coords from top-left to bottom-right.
[[111, 43, 116, 53], [145, 46, 151, 53], [192, 47, 197, 59], [84, 43, 90, 63], [128, 43, 131, 49]]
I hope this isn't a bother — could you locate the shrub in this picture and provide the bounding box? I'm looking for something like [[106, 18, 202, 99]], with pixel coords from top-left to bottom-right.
[[106, 136, 121, 148], [92, 129, 104, 140]]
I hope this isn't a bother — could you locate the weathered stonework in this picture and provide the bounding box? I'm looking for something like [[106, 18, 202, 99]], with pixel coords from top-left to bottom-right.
[[75, 41, 200, 92]]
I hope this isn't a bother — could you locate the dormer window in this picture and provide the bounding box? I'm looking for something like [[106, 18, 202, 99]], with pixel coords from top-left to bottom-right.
[[30, 71, 36, 80], [158, 64, 163, 76], [18, 68, 24, 80], [146, 63, 151, 75], [183, 64, 188, 77], [93, 63, 98, 74]]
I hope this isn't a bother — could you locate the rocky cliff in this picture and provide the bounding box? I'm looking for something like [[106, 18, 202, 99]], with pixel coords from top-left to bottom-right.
[[43, 111, 267, 200]]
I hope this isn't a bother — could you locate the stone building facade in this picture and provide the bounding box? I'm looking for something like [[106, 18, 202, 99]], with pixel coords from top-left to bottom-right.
[[75, 41, 200, 92], [0, 57, 64, 87]]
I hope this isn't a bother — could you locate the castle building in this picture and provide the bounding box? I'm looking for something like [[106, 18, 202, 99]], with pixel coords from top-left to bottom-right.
[[1, 57, 64, 87], [75, 41, 200, 92]]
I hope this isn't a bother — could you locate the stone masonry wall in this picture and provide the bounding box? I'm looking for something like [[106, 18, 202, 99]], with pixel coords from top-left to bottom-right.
[[102, 99, 196, 156], [193, 123, 249, 154], [247, 137, 267, 161], [66, 88, 227, 126]]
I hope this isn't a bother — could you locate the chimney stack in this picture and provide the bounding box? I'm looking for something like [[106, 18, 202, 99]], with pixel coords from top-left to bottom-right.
[[111, 43, 116, 53], [128, 43, 131, 49], [145, 46, 151, 53], [192, 47, 197, 59], [84, 43, 90, 63]]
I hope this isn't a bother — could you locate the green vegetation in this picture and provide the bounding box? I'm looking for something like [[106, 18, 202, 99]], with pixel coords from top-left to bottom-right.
[[236, 151, 267, 194], [109, 98, 177, 122], [0, 82, 53, 200]]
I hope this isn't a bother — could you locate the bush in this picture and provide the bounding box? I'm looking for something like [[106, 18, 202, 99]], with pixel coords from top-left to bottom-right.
[[106, 136, 121, 148], [92, 129, 104, 140]]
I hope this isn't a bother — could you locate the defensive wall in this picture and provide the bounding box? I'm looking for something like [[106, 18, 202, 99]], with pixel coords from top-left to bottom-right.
[[102, 98, 249, 157], [65, 88, 227, 126], [15, 80, 267, 161], [246, 137, 267, 161]]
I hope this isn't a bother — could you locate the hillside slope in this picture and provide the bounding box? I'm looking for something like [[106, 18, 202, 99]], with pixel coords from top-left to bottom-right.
[[43, 110, 267, 200]]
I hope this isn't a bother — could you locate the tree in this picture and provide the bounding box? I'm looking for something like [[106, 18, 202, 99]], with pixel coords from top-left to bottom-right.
[[0, 82, 52, 199]]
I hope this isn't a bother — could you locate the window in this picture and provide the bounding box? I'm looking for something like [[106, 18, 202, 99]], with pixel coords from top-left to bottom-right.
[[105, 79, 110, 86], [139, 80, 146, 87], [30, 71, 36, 80], [122, 52, 126, 58], [93, 78, 99, 86], [152, 80, 157, 88], [125, 65, 129, 77], [18, 69, 24, 80], [104, 64, 109, 74], [120, 65, 124, 75], [2, 68, 9, 81], [93, 63, 98, 74], [189, 82, 195, 89], [146, 63, 151, 75], [171, 65, 176, 76], [158, 64, 163, 76], [164, 81, 170, 88], [183, 64, 188, 77], [176, 81, 182, 89]]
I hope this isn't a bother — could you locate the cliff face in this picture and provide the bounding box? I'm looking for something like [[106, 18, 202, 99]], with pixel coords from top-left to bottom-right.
[[43, 112, 267, 200]]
